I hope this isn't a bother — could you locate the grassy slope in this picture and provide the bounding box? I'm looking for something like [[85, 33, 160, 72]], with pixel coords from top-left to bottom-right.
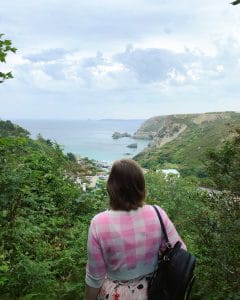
[[135, 112, 240, 177]]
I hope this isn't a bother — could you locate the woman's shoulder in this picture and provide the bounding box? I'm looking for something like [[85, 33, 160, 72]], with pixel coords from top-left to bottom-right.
[[91, 210, 111, 224], [142, 204, 169, 221], [91, 205, 168, 223], [142, 204, 164, 213]]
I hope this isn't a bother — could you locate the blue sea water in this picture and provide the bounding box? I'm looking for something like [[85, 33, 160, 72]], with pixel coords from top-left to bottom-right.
[[15, 119, 149, 163]]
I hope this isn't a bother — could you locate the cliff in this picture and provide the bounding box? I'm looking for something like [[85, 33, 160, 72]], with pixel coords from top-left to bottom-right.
[[134, 111, 240, 177], [134, 112, 235, 145]]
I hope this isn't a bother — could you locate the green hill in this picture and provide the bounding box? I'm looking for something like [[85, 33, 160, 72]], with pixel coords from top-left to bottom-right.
[[0, 119, 100, 299], [0, 119, 30, 137], [134, 111, 240, 177]]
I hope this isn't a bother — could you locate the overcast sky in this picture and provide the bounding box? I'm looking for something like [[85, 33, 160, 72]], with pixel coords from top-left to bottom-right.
[[1, 0, 240, 119]]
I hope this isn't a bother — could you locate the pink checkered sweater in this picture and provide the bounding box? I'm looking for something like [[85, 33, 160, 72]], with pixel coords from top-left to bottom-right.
[[85, 204, 186, 288]]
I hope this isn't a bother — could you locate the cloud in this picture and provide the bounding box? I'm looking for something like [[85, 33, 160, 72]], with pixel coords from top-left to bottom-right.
[[7, 37, 240, 95], [25, 49, 68, 62], [1, 1, 240, 54], [1, 0, 240, 119], [115, 47, 194, 84], [82, 52, 105, 68]]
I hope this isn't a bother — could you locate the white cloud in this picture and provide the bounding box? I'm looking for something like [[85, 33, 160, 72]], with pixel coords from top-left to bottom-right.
[[1, 0, 240, 119], [216, 65, 224, 73], [167, 69, 186, 83], [90, 62, 128, 77]]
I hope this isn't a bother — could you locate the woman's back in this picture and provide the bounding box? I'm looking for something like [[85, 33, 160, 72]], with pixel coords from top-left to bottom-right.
[[86, 204, 186, 287], [85, 159, 186, 300]]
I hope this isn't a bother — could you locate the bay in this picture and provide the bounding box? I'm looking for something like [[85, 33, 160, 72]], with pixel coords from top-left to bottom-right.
[[14, 119, 149, 163]]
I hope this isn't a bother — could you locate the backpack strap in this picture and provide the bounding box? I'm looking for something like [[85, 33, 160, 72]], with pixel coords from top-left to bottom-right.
[[152, 205, 172, 249]]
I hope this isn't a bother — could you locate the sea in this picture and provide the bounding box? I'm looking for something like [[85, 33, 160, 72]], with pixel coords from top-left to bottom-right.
[[14, 119, 149, 163]]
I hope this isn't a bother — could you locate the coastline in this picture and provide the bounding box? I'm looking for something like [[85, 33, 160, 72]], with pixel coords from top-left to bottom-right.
[[14, 119, 149, 163]]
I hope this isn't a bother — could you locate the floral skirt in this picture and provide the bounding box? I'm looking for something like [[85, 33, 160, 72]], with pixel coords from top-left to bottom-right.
[[97, 276, 148, 300]]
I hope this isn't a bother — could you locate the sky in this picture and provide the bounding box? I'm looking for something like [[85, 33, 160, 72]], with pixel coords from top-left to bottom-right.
[[0, 0, 240, 120]]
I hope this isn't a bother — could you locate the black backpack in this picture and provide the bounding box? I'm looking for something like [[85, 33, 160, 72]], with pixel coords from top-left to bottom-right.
[[148, 205, 196, 300]]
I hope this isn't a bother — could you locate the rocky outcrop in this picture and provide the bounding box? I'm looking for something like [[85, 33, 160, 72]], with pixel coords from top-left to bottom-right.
[[133, 116, 165, 140], [112, 131, 132, 139], [127, 143, 138, 148], [133, 116, 186, 147], [153, 123, 187, 148], [133, 133, 154, 140]]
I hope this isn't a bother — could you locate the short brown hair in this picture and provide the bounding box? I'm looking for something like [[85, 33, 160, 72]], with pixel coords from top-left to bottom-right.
[[107, 159, 146, 211]]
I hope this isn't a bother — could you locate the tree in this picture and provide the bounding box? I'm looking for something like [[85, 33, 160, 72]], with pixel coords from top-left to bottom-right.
[[0, 120, 30, 137], [231, 0, 240, 5], [0, 34, 17, 83], [206, 128, 240, 195], [0, 120, 104, 299]]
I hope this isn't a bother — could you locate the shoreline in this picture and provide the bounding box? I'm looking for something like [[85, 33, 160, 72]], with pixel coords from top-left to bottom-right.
[[14, 119, 149, 163]]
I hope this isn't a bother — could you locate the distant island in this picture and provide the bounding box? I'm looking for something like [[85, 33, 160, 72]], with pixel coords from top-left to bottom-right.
[[112, 131, 132, 139]]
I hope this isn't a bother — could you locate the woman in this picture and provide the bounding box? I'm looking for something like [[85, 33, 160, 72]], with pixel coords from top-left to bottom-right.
[[85, 159, 186, 300]]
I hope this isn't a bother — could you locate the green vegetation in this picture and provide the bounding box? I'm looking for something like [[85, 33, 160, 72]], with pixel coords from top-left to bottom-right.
[[0, 119, 239, 299], [145, 174, 240, 300], [135, 112, 240, 180], [0, 120, 104, 299], [0, 120, 30, 137], [0, 34, 17, 83], [231, 0, 240, 5], [206, 127, 240, 195]]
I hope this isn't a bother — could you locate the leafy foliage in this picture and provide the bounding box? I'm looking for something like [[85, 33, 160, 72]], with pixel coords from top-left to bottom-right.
[[0, 34, 17, 83], [0, 121, 107, 299], [0, 120, 30, 138], [206, 128, 240, 195], [231, 0, 240, 5], [145, 173, 240, 300], [0, 120, 239, 299]]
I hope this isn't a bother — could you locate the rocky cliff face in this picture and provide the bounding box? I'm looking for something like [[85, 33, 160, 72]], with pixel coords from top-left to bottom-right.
[[133, 116, 165, 140], [133, 112, 237, 148], [153, 121, 187, 147]]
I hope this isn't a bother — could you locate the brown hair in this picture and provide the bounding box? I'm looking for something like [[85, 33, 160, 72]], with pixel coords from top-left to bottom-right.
[[107, 159, 146, 211]]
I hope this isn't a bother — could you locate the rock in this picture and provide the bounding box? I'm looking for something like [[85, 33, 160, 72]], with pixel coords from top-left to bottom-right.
[[148, 142, 154, 147], [112, 131, 131, 139], [127, 143, 138, 148], [133, 133, 154, 140]]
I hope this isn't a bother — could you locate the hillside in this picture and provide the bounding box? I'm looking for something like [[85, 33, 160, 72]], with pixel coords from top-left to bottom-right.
[[1, 119, 239, 299], [0, 119, 100, 299], [134, 111, 240, 177], [0, 119, 30, 137]]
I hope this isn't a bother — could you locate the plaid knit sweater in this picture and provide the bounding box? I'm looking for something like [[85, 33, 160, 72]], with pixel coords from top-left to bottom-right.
[[85, 204, 186, 288]]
